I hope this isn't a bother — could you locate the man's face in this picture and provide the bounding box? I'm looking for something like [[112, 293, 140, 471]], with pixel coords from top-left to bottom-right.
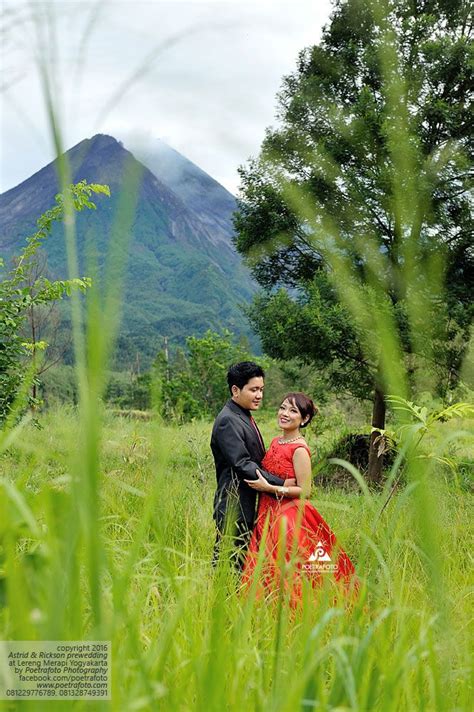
[[231, 376, 264, 411]]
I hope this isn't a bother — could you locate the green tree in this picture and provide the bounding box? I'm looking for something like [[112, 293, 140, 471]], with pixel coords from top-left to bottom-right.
[[0, 180, 110, 424], [234, 0, 473, 483], [18, 248, 73, 404], [158, 330, 253, 421]]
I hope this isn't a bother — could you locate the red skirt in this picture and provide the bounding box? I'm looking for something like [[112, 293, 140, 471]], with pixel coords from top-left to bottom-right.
[[242, 494, 358, 604]]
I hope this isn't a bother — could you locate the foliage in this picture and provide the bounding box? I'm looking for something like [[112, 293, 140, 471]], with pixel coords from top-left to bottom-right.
[[105, 371, 153, 411], [0, 181, 110, 424], [157, 329, 254, 421], [387, 395, 474, 432], [39, 343, 323, 420], [101, 330, 254, 418], [234, 0, 473, 481], [246, 273, 373, 400], [39, 364, 79, 406], [385, 394, 474, 467], [149, 329, 325, 422]]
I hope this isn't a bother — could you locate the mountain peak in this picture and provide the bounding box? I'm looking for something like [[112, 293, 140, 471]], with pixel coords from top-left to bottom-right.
[[76, 134, 122, 151], [90, 133, 121, 147]]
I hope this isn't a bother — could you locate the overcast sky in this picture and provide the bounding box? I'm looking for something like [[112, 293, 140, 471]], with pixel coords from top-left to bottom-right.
[[1, 0, 333, 195]]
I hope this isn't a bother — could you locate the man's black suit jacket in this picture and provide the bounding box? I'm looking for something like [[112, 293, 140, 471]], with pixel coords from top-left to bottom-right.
[[211, 399, 286, 536]]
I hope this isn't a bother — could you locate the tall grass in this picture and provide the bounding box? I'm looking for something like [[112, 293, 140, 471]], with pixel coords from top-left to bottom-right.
[[1, 412, 472, 710], [1, 1, 473, 710]]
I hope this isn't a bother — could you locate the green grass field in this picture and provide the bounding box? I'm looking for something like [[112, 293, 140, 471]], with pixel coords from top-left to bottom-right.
[[1, 407, 472, 711]]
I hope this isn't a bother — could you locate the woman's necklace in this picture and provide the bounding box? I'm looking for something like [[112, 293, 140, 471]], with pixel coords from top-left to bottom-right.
[[278, 434, 305, 444]]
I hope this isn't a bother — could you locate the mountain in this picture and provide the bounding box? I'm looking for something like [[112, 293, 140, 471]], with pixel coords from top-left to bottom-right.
[[130, 138, 237, 244], [0, 134, 256, 367]]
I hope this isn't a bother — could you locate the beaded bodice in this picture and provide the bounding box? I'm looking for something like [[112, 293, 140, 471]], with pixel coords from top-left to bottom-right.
[[256, 438, 312, 519], [262, 437, 311, 479]]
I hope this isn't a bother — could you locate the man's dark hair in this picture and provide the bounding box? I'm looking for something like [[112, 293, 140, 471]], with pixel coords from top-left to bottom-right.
[[227, 361, 265, 394]]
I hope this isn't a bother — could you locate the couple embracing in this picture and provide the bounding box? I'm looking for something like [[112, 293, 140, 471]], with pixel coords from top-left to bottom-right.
[[211, 361, 356, 601]]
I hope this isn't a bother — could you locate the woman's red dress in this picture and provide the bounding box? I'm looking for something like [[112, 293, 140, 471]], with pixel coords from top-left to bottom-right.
[[242, 438, 357, 601]]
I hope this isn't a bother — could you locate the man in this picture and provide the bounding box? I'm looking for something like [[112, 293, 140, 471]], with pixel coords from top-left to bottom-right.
[[210, 361, 292, 568]]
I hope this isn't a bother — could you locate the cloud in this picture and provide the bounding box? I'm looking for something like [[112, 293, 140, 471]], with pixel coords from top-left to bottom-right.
[[0, 0, 332, 194]]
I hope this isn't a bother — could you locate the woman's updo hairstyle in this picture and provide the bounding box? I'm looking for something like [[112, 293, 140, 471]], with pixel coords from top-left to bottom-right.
[[283, 392, 317, 428]]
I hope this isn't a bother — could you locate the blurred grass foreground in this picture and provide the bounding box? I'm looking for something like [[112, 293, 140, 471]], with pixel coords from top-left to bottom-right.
[[0, 411, 472, 710], [1, 0, 473, 710]]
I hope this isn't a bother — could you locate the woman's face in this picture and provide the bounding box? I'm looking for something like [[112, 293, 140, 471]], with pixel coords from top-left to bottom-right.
[[278, 398, 304, 431]]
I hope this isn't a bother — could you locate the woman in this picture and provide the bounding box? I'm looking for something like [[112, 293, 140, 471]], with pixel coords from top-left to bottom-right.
[[242, 392, 357, 602]]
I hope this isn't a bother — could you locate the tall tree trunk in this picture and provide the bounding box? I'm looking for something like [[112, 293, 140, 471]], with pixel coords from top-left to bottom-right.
[[30, 305, 37, 407], [367, 387, 386, 485]]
